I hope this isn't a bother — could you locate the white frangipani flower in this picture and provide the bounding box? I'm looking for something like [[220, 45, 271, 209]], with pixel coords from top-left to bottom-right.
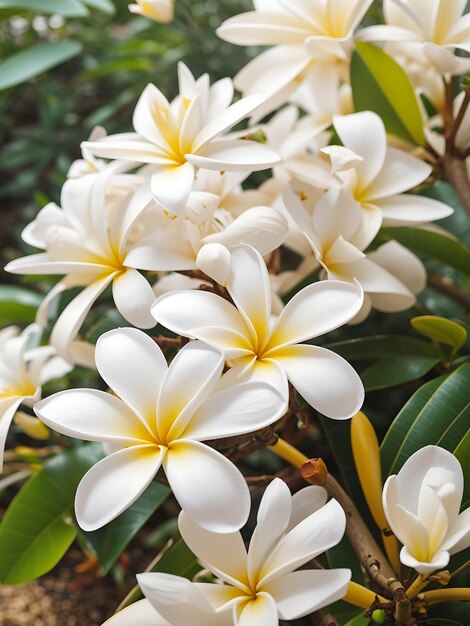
[[325, 111, 453, 248], [217, 0, 373, 119], [283, 186, 426, 322], [138, 478, 350, 626], [358, 0, 470, 75], [383, 446, 470, 575], [0, 325, 71, 471], [124, 169, 288, 287], [82, 63, 281, 216], [35, 328, 286, 532], [129, 0, 175, 23], [5, 168, 156, 364], [152, 244, 365, 420]]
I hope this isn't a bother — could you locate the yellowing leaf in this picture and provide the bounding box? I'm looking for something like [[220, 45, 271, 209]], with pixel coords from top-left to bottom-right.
[[411, 315, 467, 355]]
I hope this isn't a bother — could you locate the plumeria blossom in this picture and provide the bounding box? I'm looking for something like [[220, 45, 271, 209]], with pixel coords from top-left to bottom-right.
[[323, 111, 453, 249], [0, 325, 71, 471], [124, 169, 288, 286], [383, 446, 470, 575], [129, 0, 175, 23], [152, 244, 364, 419], [217, 0, 373, 120], [283, 185, 427, 322], [137, 478, 350, 626], [5, 168, 157, 364], [34, 328, 286, 532], [82, 63, 281, 217], [358, 0, 470, 74]]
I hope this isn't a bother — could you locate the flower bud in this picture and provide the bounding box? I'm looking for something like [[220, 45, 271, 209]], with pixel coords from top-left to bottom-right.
[[300, 457, 328, 486]]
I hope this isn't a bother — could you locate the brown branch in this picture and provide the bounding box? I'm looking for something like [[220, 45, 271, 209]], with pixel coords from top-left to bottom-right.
[[442, 153, 470, 217], [151, 335, 186, 349], [428, 272, 470, 311], [446, 89, 470, 151], [206, 426, 278, 462]]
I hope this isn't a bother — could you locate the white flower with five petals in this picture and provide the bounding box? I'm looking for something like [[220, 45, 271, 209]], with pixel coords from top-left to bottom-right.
[[34, 328, 286, 532], [283, 185, 427, 322], [383, 446, 470, 575], [82, 63, 281, 216], [137, 478, 351, 626], [0, 325, 71, 471], [152, 244, 364, 419], [5, 168, 156, 365]]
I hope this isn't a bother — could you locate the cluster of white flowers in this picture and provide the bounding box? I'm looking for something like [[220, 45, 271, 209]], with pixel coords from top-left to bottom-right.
[[2, 0, 470, 624]]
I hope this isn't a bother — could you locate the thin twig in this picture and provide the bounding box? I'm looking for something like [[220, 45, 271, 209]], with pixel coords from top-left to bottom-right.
[[446, 88, 470, 151], [427, 272, 470, 311]]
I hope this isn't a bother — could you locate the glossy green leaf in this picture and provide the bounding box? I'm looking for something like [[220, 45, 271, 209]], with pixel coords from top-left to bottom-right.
[[83, 482, 170, 575], [351, 42, 425, 145], [326, 335, 442, 361], [381, 363, 470, 477], [454, 431, 470, 509], [380, 227, 470, 276], [344, 615, 370, 626], [411, 316, 467, 354], [0, 285, 42, 324], [0, 444, 103, 584], [0, 0, 88, 16], [0, 41, 83, 91], [418, 182, 470, 246], [361, 355, 441, 391], [80, 0, 114, 13], [118, 537, 200, 610]]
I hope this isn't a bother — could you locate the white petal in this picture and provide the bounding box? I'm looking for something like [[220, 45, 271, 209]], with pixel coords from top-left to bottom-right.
[[378, 194, 454, 225], [368, 240, 426, 295], [267, 280, 363, 350], [83, 136, 173, 165], [158, 341, 224, 441], [234, 45, 310, 101], [113, 269, 157, 329], [237, 593, 277, 626], [133, 84, 171, 149], [125, 232, 197, 272], [204, 206, 288, 256], [96, 328, 167, 434], [102, 599, 169, 626], [34, 389, 151, 444], [152, 291, 253, 359], [194, 95, 264, 150], [247, 478, 292, 585], [228, 245, 272, 347], [50, 273, 116, 362], [333, 112, 387, 191], [312, 187, 364, 249], [263, 569, 351, 619], [5, 253, 111, 276], [0, 397, 23, 472], [151, 162, 195, 217], [364, 148, 431, 200], [178, 511, 250, 590], [188, 140, 281, 172], [217, 12, 312, 46], [197, 243, 231, 286], [400, 545, 449, 576], [76, 445, 164, 531], [138, 573, 233, 626], [164, 440, 250, 532], [287, 485, 328, 532], [194, 583, 246, 613], [273, 344, 364, 419], [259, 498, 346, 585], [443, 508, 470, 555], [184, 382, 286, 441]]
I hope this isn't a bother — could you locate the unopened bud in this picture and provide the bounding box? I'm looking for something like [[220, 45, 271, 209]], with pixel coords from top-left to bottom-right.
[[300, 457, 327, 486], [371, 609, 386, 624]]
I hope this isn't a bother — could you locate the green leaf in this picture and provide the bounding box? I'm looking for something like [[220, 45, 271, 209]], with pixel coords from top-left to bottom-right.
[[380, 227, 470, 276], [118, 537, 200, 610], [326, 335, 443, 361], [0, 41, 83, 91], [0, 285, 42, 324], [351, 42, 425, 145], [80, 0, 114, 13], [0, 0, 88, 16], [344, 615, 370, 626], [361, 355, 441, 391], [83, 482, 170, 575], [411, 315, 467, 355], [381, 363, 470, 477], [454, 431, 470, 509], [0, 445, 103, 584]]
